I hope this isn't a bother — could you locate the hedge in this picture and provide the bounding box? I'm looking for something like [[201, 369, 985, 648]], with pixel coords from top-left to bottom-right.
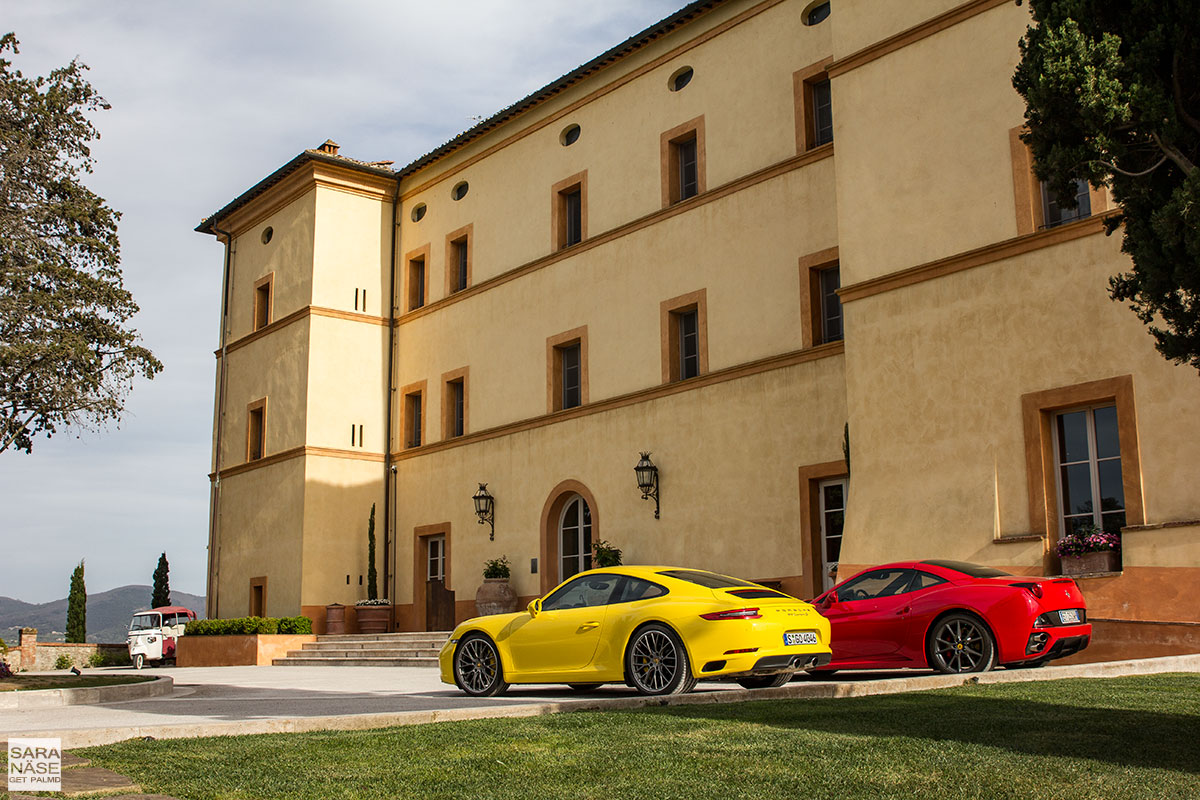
[[184, 616, 313, 636]]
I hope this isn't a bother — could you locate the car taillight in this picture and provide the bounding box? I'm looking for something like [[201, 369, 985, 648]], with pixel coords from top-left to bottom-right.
[[1012, 582, 1043, 598], [701, 607, 761, 620]]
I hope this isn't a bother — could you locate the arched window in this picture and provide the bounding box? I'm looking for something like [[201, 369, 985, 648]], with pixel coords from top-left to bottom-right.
[[559, 494, 592, 581]]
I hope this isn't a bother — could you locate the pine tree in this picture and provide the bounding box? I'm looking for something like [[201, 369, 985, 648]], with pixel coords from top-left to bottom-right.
[[367, 503, 378, 601], [65, 560, 86, 643], [151, 552, 170, 608]]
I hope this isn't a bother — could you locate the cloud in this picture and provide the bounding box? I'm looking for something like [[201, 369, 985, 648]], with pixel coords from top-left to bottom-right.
[[0, 0, 681, 602]]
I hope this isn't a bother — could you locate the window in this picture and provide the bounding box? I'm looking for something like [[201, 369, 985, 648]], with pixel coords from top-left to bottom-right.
[[1041, 179, 1092, 229], [818, 478, 847, 592], [246, 398, 266, 462], [543, 572, 618, 610], [668, 66, 694, 92], [402, 383, 426, 448], [558, 494, 593, 581], [260, 226, 273, 245], [1020, 375, 1144, 553], [445, 225, 472, 294], [552, 172, 587, 251], [249, 577, 266, 617], [427, 535, 446, 581], [661, 117, 705, 207], [350, 423, 364, 448], [611, 577, 668, 604], [804, 1, 831, 25], [411, 203, 427, 222], [811, 79, 833, 147], [793, 61, 834, 153], [253, 273, 274, 331], [661, 290, 708, 383], [451, 181, 469, 200], [818, 266, 842, 343], [560, 124, 581, 146], [547, 327, 588, 413], [656, 570, 758, 589], [1055, 405, 1125, 535], [799, 248, 842, 348], [441, 367, 468, 439], [406, 246, 429, 311], [836, 569, 917, 602]]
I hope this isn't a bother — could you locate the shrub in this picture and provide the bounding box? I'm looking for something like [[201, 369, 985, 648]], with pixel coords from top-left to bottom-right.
[[1056, 525, 1121, 558], [592, 539, 623, 567], [184, 616, 312, 636], [0, 636, 7, 655], [483, 555, 511, 579], [54, 654, 73, 670], [88, 650, 131, 668]]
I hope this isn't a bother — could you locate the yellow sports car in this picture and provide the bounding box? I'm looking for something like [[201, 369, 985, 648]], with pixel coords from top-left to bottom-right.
[[439, 566, 832, 696]]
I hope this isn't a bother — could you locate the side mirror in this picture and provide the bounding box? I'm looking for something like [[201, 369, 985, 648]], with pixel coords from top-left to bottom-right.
[[819, 592, 837, 609], [527, 598, 542, 618]]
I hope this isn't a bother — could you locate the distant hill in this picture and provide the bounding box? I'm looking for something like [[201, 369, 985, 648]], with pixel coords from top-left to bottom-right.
[[0, 585, 205, 645]]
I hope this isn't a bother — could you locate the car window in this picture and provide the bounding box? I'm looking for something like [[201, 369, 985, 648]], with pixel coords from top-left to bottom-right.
[[542, 574, 620, 611], [610, 577, 668, 604], [836, 569, 917, 602], [656, 569, 758, 589], [909, 571, 947, 591], [919, 560, 1011, 578]]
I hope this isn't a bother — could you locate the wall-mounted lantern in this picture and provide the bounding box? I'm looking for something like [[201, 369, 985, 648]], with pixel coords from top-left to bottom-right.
[[634, 452, 660, 519], [473, 483, 495, 540]]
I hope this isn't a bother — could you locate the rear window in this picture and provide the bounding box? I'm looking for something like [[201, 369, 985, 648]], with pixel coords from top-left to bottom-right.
[[657, 569, 758, 589], [920, 560, 1011, 578], [726, 588, 791, 599]]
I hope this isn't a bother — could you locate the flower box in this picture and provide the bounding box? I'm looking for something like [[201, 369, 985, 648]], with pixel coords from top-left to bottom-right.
[[1061, 550, 1120, 576]]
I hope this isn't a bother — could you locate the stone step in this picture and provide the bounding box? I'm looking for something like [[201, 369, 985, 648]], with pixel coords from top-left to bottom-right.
[[302, 640, 443, 652], [271, 656, 439, 667], [290, 647, 442, 658], [316, 632, 451, 643]]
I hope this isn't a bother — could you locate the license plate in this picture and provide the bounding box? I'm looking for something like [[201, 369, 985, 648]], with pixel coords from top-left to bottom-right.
[[1059, 609, 1081, 624], [784, 631, 818, 646]]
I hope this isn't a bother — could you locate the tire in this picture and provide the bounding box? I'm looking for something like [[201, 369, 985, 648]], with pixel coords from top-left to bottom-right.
[[736, 673, 791, 690], [133, 653, 144, 670], [452, 634, 509, 697], [625, 623, 696, 696], [567, 683, 603, 693], [927, 613, 996, 674]]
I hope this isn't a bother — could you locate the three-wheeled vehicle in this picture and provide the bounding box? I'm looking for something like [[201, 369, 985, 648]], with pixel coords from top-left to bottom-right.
[[127, 606, 197, 669]]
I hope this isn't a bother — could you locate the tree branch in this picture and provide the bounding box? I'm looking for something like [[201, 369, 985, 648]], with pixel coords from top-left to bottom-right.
[[1152, 131, 1197, 175], [1173, 50, 1200, 137], [1091, 154, 1168, 177]]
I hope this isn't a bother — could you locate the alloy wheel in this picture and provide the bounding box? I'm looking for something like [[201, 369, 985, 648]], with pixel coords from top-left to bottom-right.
[[932, 617, 989, 673], [456, 637, 500, 694], [629, 629, 679, 693]]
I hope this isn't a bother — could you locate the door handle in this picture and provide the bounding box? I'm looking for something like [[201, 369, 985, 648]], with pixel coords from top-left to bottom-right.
[[578, 621, 600, 630], [897, 607, 911, 615]]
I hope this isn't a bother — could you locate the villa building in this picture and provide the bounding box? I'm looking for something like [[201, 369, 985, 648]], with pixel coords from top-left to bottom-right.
[[197, 0, 1199, 659]]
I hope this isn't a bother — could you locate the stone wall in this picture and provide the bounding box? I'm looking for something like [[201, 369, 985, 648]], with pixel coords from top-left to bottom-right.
[[4, 628, 129, 671]]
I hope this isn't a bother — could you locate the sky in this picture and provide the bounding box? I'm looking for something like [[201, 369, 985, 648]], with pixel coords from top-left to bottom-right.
[[0, 0, 683, 604]]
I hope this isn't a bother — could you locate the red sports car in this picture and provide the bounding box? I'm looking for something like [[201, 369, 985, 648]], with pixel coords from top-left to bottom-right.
[[810, 560, 1091, 673]]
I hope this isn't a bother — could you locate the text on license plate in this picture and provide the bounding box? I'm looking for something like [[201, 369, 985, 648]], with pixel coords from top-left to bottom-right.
[[1059, 609, 1081, 624], [784, 631, 818, 646]]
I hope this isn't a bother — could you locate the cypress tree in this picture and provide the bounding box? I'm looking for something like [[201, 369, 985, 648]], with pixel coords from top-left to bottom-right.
[[65, 560, 86, 643], [151, 552, 170, 608], [367, 503, 378, 601]]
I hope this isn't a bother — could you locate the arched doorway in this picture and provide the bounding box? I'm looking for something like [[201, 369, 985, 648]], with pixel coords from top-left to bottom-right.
[[539, 480, 600, 594], [558, 494, 592, 581]]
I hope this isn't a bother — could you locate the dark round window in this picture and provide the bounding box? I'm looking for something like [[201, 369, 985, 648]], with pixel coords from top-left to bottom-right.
[[669, 66, 694, 92], [561, 124, 581, 146], [804, 1, 831, 25], [260, 227, 273, 245], [451, 181, 469, 201], [411, 203, 427, 222]]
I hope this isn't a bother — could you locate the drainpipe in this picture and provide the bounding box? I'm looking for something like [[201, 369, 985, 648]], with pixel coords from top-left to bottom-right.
[[383, 177, 401, 616], [207, 223, 235, 620]]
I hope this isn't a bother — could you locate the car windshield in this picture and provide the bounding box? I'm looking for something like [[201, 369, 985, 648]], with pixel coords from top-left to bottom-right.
[[656, 569, 758, 589], [919, 560, 1011, 578], [130, 614, 160, 631]]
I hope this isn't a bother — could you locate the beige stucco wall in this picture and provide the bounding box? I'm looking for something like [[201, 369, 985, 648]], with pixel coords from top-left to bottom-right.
[[305, 315, 389, 452], [394, 161, 837, 438], [397, 0, 829, 297], [831, 0, 971, 57], [392, 354, 847, 606], [839, 230, 1200, 570], [833, 1, 1031, 285], [300, 456, 386, 606], [312, 186, 392, 317]]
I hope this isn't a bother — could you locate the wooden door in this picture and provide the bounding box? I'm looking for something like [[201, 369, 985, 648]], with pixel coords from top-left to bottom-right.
[[426, 581, 455, 631]]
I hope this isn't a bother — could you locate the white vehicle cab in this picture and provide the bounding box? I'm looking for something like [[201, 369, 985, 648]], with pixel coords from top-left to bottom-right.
[[127, 606, 197, 669]]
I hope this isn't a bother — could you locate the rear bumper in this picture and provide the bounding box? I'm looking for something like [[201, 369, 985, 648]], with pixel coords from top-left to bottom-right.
[[699, 650, 832, 679], [1005, 624, 1091, 666]]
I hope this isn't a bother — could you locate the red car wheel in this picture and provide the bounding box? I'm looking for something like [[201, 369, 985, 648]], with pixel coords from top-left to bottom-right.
[[927, 613, 996, 674]]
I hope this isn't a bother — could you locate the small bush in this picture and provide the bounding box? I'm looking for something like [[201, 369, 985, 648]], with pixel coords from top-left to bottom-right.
[[592, 539, 623, 567], [184, 616, 312, 636], [483, 555, 511, 579], [0, 636, 7, 655], [89, 650, 132, 668], [54, 654, 73, 670]]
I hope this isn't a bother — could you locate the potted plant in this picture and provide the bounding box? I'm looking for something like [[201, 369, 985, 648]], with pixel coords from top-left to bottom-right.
[[1056, 525, 1121, 576], [356, 504, 391, 633], [592, 539, 623, 567], [475, 555, 518, 616]]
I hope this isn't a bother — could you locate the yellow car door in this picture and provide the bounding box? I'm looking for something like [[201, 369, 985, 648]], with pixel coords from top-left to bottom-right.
[[507, 574, 617, 674]]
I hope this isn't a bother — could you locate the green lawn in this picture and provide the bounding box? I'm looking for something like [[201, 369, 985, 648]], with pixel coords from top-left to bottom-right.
[[0, 674, 152, 692], [77, 674, 1199, 800]]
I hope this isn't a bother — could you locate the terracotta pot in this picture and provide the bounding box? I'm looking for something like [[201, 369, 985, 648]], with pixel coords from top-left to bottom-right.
[[356, 604, 392, 634], [1061, 550, 1120, 576], [325, 603, 347, 635], [475, 578, 518, 616]]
